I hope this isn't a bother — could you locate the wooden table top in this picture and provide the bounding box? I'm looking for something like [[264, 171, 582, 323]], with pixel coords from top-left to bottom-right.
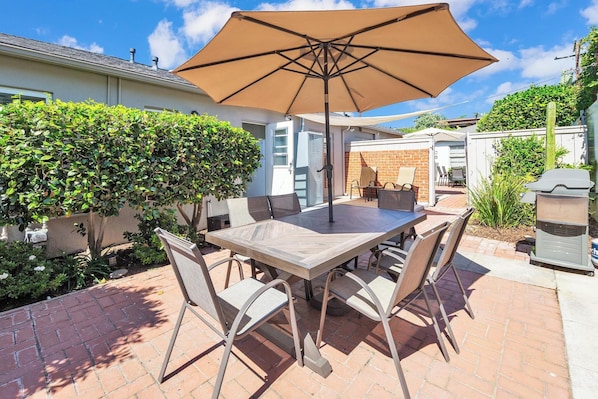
[[205, 204, 426, 280]]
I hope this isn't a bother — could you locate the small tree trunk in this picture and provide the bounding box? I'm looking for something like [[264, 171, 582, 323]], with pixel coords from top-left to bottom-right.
[[86, 210, 106, 259]]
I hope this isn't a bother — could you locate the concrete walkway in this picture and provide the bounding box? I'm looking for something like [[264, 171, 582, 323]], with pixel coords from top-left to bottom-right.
[[0, 187, 596, 398]]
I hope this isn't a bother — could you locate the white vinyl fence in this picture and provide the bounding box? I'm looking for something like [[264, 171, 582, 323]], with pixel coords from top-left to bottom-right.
[[465, 125, 588, 194]]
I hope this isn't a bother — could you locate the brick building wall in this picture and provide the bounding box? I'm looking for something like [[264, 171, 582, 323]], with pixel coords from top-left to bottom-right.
[[344, 139, 432, 203]]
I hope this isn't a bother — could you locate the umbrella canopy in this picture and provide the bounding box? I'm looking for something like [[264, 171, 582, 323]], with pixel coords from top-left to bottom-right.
[[406, 127, 465, 142], [174, 4, 497, 222]]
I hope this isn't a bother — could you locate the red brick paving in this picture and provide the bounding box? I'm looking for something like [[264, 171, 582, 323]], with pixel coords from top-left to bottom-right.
[[0, 188, 569, 398]]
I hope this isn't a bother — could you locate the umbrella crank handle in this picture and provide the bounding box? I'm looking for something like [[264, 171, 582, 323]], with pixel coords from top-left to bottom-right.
[[317, 164, 333, 178]]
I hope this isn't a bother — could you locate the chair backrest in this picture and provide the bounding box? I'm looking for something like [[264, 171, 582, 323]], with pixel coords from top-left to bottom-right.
[[432, 207, 475, 280], [452, 168, 464, 179], [267, 192, 302, 218], [359, 166, 377, 186], [227, 196, 271, 228], [154, 228, 227, 331], [388, 221, 449, 313], [378, 189, 416, 212], [395, 166, 416, 187]]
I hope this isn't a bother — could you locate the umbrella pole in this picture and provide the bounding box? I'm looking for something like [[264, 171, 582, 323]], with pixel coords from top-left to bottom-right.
[[323, 50, 334, 223]]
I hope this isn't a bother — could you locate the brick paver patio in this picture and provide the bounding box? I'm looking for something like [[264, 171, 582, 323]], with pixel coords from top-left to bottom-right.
[[0, 188, 571, 398]]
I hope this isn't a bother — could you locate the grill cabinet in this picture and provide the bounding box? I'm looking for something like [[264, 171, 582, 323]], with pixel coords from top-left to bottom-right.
[[521, 169, 595, 274]]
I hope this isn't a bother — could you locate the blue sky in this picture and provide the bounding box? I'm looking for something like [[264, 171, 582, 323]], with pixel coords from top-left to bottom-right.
[[3, 0, 598, 127]]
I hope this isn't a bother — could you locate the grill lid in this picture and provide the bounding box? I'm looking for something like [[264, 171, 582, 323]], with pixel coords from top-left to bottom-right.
[[524, 169, 594, 193]]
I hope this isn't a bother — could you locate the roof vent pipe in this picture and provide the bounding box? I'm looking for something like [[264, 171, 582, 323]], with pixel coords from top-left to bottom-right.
[[129, 48, 136, 63], [152, 56, 159, 70]]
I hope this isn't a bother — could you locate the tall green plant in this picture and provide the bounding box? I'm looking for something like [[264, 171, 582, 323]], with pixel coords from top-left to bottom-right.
[[469, 174, 534, 228], [545, 102, 556, 170]]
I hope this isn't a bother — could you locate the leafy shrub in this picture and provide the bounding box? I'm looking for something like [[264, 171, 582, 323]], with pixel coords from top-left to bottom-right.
[[0, 241, 67, 300], [59, 253, 111, 291], [477, 84, 578, 132], [469, 174, 535, 228], [124, 208, 197, 266]]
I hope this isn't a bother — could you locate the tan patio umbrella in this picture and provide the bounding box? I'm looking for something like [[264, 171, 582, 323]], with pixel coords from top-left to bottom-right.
[[174, 3, 497, 222]]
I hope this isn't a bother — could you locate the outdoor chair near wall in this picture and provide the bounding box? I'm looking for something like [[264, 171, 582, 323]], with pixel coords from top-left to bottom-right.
[[441, 166, 449, 185], [316, 222, 450, 399], [267, 192, 302, 218], [437, 164, 448, 186], [226, 196, 272, 285], [383, 166, 416, 191], [154, 228, 303, 399], [449, 167, 466, 187], [377, 188, 418, 249], [349, 166, 377, 199]]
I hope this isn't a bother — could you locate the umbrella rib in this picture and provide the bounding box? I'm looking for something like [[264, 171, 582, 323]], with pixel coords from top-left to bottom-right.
[[176, 45, 312, 72], [326, 45, 436, 98], [219, 41, 323, 110], [348, 44, 496, 62]]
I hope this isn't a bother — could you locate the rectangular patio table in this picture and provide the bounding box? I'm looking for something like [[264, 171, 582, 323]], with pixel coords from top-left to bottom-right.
[[205, 203, 426, 376], [205, 203, 426, 281]]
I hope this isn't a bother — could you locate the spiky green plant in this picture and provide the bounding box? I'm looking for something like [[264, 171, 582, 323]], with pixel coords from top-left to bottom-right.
[[470, 174, 535, 228]]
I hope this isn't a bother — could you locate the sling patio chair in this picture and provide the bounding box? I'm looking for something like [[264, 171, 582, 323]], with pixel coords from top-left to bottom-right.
[[349, 166, 377, 199], [154, 227, 303, 399], [449, 167, 466, 187], [267, 192, 315, 298], [316, 222, 450, 399], [368, 208, 477, 357], [376, 188, 418, 249], [267, 192, 302, 218], [226, 196, 272, 285], [437, 164, 448, 186], [383, 166, 416, 191]]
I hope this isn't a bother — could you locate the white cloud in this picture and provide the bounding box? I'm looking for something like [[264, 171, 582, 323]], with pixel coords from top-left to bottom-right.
[[519, 0, 533, 7], [57, 35, 104, 53], [581, 0, 598, 24], [518, 44, 575, 80], [485, 81, 518, 104], [257, 0, 355, 11], [180, 2, 239, 46], [148, 20, 188, 69], [473, 48, 519, 77], [547, 1, 567, 15]]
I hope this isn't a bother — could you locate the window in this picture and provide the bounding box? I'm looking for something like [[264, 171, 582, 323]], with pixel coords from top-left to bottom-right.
[[242, 122, 266, 140], [273, 128, 288, 166], [0, 87, 49, 105]]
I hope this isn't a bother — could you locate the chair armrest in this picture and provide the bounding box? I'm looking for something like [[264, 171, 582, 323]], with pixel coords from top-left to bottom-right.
[[341, 271, 388, 317], [208, 257, 243, 271], [229, 278, 292, 337]]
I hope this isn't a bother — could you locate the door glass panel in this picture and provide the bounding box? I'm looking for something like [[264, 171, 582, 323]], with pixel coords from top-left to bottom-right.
[[273, 128, 288, 166]]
